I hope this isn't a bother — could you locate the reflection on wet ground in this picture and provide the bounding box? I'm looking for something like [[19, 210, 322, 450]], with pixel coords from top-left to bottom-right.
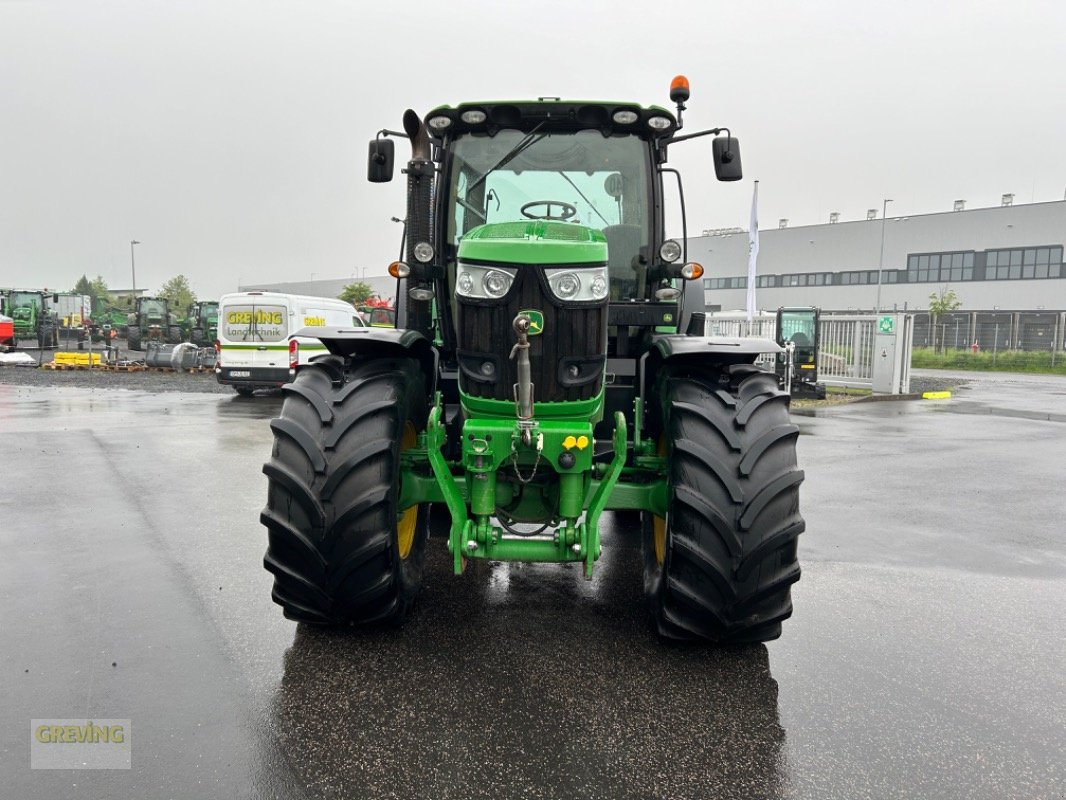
[[275, 526, 788, 800]]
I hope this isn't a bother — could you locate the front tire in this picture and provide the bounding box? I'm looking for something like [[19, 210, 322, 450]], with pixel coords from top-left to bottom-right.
[[644, 363, 804, 643], [127, 327, 142, 351], [261, 357, 430, 627]]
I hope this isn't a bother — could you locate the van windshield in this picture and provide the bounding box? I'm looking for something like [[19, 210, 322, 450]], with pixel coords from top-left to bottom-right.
[[222, 303, 288, 342]]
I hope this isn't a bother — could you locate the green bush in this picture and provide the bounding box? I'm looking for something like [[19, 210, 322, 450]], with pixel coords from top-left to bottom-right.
[[910, 347, 1066, 375]]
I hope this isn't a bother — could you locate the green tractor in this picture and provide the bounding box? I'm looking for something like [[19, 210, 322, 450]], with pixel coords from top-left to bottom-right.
[[4, 290, 58, 349], [126, 296, 173, 351], [180, 301, 219, 346], [261, 79, 804, 643]]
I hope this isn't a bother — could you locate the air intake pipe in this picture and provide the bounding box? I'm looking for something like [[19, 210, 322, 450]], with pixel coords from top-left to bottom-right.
[[402, 109, 433, 337]]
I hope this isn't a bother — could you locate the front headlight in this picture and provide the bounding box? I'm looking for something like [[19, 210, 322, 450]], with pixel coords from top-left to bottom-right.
[[455, 263, 518, 300], [545, 266, 609, 302]]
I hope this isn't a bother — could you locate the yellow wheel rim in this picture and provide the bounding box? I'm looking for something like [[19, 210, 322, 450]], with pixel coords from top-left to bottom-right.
[[653, 435, 668, 566], [653, 514, 667, 566], [396, 422, 418, 560]]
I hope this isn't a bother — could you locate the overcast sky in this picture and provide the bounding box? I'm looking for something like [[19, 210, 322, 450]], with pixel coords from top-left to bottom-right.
[[2, 0, 1064, 299]]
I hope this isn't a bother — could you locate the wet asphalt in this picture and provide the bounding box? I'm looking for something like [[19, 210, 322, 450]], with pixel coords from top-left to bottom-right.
[[0, 371, 1063, 799]]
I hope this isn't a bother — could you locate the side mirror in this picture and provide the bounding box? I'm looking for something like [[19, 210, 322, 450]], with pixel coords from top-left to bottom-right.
[[53, 293, 60, 303], [712, 136, 743, 182], [367, 138, 395, 183]]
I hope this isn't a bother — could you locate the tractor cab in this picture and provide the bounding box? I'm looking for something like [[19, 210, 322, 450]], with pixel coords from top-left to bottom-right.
[[775, 306, 825, 397]]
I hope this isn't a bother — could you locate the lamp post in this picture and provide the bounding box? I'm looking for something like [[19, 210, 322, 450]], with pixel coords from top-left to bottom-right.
[[875, 199, 892, 313], [130, 240, 140, 291]]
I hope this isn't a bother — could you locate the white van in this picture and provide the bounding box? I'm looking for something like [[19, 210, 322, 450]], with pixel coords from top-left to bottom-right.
[[215, 291, 364, 394]]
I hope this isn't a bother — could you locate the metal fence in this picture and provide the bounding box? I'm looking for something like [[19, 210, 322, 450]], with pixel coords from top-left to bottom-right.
[[910, 310, 1066, 354], [818, 314, 877, 385], [705, 312, 895, 388]]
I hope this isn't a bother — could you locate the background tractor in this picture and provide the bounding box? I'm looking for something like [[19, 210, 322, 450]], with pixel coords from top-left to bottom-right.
[[357, 297, 397, 327], [261, 78, 805, 643], [126, 296, 173, 351], [180, 301, 219, 346], [775, 306, 826, 397], [2, 290, 58, 349]]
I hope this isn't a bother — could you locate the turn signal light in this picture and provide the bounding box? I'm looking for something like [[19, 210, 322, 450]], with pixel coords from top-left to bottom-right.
[[680, 262, 704, 280], [388, 261, 410, 278]]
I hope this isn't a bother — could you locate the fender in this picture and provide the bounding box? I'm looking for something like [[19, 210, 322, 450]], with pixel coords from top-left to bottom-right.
[[641, 333, 783, 398], [295, 326, 437, 388]]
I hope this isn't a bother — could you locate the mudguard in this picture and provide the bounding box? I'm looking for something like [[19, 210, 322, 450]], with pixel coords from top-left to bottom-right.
[[296, 326, 437, 387], [651, 334, 783, 360], [642, 333, 782, 396]]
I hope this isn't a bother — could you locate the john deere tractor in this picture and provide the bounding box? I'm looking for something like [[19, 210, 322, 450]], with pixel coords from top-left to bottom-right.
[[126, 297, 172, 351], [180, 301, 219, 346], [261, 79, 804, 643]]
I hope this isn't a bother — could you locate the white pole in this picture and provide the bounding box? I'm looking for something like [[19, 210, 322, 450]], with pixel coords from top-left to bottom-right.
[[875, 199, 892, 313], [746, 181, 759, 323]]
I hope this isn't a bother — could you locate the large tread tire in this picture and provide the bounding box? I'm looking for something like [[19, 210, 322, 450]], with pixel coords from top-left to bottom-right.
[[261, 356, 430, 627], [644, 363, 804, 643], [127, 328, 142, 351], [191, 328, 205, 348]]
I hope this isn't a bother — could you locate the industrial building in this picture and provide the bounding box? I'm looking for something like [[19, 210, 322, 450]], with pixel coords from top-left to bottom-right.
[[691, 198, 1066, 313]]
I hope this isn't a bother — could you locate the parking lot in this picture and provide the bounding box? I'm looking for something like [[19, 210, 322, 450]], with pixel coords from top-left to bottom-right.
[[1, 371, 1063, 799]]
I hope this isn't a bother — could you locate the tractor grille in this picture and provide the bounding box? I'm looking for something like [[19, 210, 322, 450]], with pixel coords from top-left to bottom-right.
[[457, 267, 607, 403]]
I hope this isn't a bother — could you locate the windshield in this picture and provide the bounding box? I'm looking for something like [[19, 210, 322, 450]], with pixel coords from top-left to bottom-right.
[[141, 300, 167, 318], [780, 311, 817, 347], [447, 129, 652, 299], [11, 291, 40, 308]]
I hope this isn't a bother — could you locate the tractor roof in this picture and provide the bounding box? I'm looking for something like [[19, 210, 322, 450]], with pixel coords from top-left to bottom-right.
[[425, 100, 677, 137]]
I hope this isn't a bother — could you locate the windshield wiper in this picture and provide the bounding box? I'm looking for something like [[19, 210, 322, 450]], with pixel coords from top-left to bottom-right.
[[557, 172, 610, 226], [466, 120, 548, 196]]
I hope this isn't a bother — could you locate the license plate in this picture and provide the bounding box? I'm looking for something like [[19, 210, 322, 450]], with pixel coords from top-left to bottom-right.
[[229, 370, 250, 378]]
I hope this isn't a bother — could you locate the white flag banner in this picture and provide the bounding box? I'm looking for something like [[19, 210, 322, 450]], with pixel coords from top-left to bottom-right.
[[746, 180, 759, 322]]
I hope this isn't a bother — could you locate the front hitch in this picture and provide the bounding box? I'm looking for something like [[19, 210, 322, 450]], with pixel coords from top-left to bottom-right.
[[510, 314, 535, 445]]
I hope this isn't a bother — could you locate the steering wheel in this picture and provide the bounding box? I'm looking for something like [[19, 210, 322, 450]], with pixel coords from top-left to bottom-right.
[[521, 200, 578, 221]]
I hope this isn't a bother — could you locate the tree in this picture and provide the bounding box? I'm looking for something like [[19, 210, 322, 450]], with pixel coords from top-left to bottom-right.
[[73, 274, 111, 313], [158, 274, 197, 313], [928, 286, 962, 353], [339, 281, 373, 306]]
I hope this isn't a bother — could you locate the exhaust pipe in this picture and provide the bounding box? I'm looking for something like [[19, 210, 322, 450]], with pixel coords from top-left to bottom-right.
[[401, 109, 433, 337]]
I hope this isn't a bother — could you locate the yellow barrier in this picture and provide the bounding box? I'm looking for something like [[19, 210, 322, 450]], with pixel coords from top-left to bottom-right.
[[921, 391, 952, 400]]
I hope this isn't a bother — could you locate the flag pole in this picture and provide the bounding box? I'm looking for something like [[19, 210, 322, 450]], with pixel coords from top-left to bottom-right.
[[746, 180, 759, 324]]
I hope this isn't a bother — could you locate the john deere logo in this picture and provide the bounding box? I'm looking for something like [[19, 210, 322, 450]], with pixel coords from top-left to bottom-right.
[[520, 309, 544, 336]]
